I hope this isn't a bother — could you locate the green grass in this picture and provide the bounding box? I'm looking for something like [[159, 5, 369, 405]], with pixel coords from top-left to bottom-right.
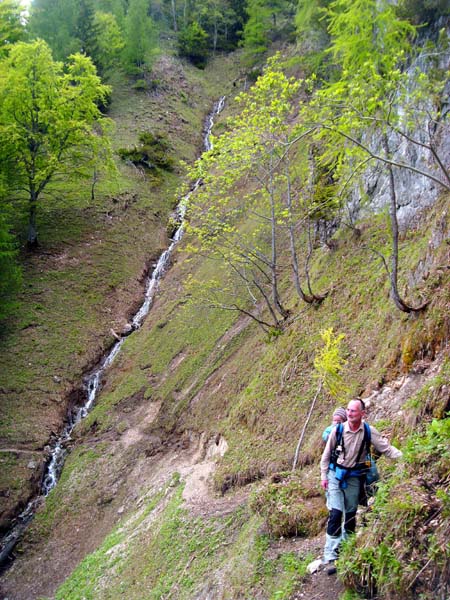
[[338, 416, 450, 599], [54, 484, 251, 600]]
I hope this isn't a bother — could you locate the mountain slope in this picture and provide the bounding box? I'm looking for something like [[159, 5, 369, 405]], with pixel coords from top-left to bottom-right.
[[0, 46, 449, 600]]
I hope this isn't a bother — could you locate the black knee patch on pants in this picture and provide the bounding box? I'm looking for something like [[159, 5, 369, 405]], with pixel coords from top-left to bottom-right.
[[327, 508, 343, 537], [345, 510, 357, 534]]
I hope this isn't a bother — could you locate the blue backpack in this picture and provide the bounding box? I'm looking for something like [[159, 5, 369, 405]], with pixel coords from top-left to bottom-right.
[[331, 422, 379, 486]]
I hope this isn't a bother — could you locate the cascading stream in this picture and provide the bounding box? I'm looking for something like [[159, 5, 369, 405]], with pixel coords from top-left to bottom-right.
[[0, 96, 226, 568]]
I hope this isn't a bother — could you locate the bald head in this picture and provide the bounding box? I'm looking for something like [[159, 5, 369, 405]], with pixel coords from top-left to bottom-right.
[[346, 399, 365, 431]]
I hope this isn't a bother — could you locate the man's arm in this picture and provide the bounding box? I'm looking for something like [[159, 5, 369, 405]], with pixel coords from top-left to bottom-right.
[[370, 426, 403, 459]]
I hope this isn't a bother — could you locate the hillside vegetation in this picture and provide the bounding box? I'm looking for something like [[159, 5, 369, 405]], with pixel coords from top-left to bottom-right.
[[0, 1, 449, 599]]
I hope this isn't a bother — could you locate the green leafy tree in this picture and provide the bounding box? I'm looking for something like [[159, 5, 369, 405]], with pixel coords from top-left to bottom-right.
[[177, 20, 208, 67], [241, 0, 294, 66], [195, 0, 237, 53], [0, 0, 27, 56], [241, 0, 272, 65], [123, 0, 159, 72], [295, 0, 332, 73], [95, 0, 127, 23], [186, 57, 325, 330], [94, 11, 125, 73], [0, 39, 114, 247]]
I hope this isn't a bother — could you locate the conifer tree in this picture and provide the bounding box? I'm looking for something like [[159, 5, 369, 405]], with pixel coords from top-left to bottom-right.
[[75, 0, 102, 68]]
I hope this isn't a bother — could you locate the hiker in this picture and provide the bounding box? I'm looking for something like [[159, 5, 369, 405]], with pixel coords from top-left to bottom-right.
[[322, 407, 347, 443], [320, 398, 402, 571]]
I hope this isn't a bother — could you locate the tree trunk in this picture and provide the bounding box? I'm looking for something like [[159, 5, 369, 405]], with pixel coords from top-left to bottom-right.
[[91, 167, 98, 201], [213, 18, 218, 55], [285, 154, 324, 305], [292, 380, 323, 470], [171, 0, 177, 31], [27, 191, 39, 248], [269, 153, 289, 319], [382, 134, 427, 313]]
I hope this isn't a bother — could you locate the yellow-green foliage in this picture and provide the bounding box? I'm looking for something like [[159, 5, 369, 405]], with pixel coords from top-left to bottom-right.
[[314, 327, 349, 400]]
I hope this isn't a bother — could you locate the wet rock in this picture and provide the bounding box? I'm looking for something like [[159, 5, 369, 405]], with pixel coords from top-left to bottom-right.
[[121, 323, 133, 337], [27, 461, 37, 470]]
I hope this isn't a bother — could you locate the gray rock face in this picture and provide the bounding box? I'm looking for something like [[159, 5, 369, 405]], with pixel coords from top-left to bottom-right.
[[350, 33, 450, 228]]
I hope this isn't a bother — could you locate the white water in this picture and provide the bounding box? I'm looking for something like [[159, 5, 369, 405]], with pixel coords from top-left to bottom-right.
[[0, 96, 226, 566]]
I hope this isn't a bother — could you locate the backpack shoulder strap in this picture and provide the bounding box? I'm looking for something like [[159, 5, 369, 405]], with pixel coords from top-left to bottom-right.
[[364, 422, 371, 449], [335, 422, 343, 445], [355, 422, 372, 463]]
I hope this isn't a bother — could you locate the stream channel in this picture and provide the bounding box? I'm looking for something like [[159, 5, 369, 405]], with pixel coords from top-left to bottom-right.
[[0, 95, 226, 569]]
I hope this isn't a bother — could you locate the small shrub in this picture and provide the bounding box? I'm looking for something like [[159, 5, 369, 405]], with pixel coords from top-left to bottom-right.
[[118, 132, 174, 172], [249, 473, 327, 538], [133, 79, 147, 91]]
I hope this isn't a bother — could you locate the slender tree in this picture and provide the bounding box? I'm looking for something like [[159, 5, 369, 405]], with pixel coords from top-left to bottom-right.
[[123, 0, 159, 72], [186, 58, 326, 328], [293, 327, 348, 470]]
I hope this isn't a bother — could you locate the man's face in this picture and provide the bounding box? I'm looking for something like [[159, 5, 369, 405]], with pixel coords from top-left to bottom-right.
[[346, 400, 364, 425]]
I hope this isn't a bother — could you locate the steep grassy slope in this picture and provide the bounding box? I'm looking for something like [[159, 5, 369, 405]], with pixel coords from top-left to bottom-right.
[[1, 171, 448, 599], [1, 50, 449, 600], [0, 51, 240, 532]]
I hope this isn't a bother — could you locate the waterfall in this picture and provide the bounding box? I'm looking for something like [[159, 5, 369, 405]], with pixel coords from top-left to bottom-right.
[[0, 96, 226, 568]]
